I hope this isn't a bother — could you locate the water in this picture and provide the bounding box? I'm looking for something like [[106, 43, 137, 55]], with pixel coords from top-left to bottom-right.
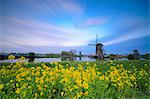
[[0, 57, 96, 63], [1, 57, 143, 63], [75, 57, 96, 62], [35, 58, 61, 62]]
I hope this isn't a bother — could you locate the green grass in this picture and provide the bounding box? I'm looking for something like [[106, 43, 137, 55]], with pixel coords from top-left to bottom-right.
[[0, 60, 149, 70], [0, 60, 149, 99]]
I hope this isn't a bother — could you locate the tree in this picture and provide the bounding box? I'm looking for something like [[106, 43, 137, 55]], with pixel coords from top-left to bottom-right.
[[127, 54, 134, 60], [28, 52, 35, 62], [141, 53, 150, 59], [29, 52, 35, 58]]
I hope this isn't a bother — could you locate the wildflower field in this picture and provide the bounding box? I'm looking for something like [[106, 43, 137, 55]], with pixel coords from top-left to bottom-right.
[[0, 56, 149, 99]]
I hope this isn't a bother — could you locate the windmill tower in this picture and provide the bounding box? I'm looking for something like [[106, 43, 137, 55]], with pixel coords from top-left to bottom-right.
[[89, 34, 104, 60]]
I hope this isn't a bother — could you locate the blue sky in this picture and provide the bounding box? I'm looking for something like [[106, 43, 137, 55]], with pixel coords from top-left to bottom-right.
[[0, 0, 149, 54]]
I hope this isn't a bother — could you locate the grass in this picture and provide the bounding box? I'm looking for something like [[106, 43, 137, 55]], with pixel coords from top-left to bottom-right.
[[0, 60, 149, 98]]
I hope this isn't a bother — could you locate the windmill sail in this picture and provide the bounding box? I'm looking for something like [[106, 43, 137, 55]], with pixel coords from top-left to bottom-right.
[[96, 34, 98, 44], [88, 44, 96, 46]]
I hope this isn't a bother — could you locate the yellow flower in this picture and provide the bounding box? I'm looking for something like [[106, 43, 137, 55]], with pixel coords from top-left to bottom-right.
[[40, 78, 44, 84], [27, 77, 31, 81], [117, 77, 121, 81], [41, 63, 47, 68], [74, 85, 79, 89], [28, 86, 31, 89], [9, 80, 14, 83], [49, 71, 53, 75], [19, 56, 26, 60], [16, 83, 19, 87], [113, 84, 117, 87], [76, 92, 81, 98], [54, 62, 58, 65], [16, 88, 21, 94], [37, 85, 42, 91], [75, 79, 82, 86], [8, 55, 15, 59], [130, 75, 136, 81], [35, 77, 40, 83], [45, 77, 49, 82], [61, 91, 64, 96], [44, 84, 48, 88], [86, 62, 89, 65], [105, 77, 109, 81], [84, 92, 88, 96], [21, 72, 26, 77], [40, 92, 44, 96], [97, 71, 102, 75], [36, 67, 41, 71], [113, 69, 119, 76], [0, 84, 4, 91], [110, 60, 113, 63], [36, 71, 40, 76], [31, 71, 34, 75], [52, 89, 56, 92], [82, 82, 89, 89], [22, 83, 28, 88], [35, 93, 38, 97], [42, 71, 46, 76], [99, 75, 105, 80], [118, 82, 124, 90]]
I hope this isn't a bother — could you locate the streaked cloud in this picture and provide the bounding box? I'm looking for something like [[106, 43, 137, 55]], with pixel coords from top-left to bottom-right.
[[102, 15, 149, 46], [56, 0, 83, 15], [1, 0, 149, 54], [25, 0, 84, 16], [76, 17, 110, 28], [1, 18, 95, 47], [85, 17, 109, 26], [103, 29, 149, 46]]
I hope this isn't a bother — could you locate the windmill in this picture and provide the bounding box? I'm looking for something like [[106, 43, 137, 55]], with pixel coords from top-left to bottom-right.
[[88, 34, 104, 60]]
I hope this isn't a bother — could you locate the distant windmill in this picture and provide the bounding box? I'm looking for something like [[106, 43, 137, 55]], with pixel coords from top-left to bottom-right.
[[88, 34, 104, 60]]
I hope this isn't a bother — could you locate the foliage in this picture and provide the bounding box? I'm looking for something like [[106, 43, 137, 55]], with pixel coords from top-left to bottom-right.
[[141, 53, 150, 59], [28, 52, 35, 58], [127, 54, 135, 60], [0, 55, 149, 98]]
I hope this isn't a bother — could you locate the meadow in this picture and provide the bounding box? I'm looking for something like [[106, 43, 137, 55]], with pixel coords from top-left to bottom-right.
[[0, 55, 149, 99]]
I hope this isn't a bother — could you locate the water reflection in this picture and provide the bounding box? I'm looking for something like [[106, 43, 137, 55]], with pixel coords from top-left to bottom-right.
[[0, 57, 96, 63], [61, 57, 75, 61], [0, 57, 143, 63], [28, 58, 35, 62], [35, 58, 61, 62]]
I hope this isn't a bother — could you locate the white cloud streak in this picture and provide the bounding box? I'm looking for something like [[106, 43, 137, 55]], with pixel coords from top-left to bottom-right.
[[103, 29, 149, 46], [25, 0, 84, 16], [1, 18, 95, 47], [102, 15, 149, 46]]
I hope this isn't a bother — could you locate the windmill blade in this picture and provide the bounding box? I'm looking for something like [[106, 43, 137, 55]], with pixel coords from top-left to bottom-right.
[[96, 34, 98, 44], [88, 44, 96, 46]]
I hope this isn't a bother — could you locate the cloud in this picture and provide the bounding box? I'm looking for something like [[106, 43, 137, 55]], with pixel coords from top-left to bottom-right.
[[102, 15, 149, 46], [56, 0, 84, 15], [113, 15, 148, 34], [0, 39, 20, 48], [103, 30, 149, 46], [1, 18, 95, 47], [85, 17, 109, 26], [76, 17, 110, 28], [25, 0, 84, 16]]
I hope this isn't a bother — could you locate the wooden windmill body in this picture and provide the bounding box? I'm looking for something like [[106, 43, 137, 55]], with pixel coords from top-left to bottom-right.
[[89, 34, 104, 60]]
